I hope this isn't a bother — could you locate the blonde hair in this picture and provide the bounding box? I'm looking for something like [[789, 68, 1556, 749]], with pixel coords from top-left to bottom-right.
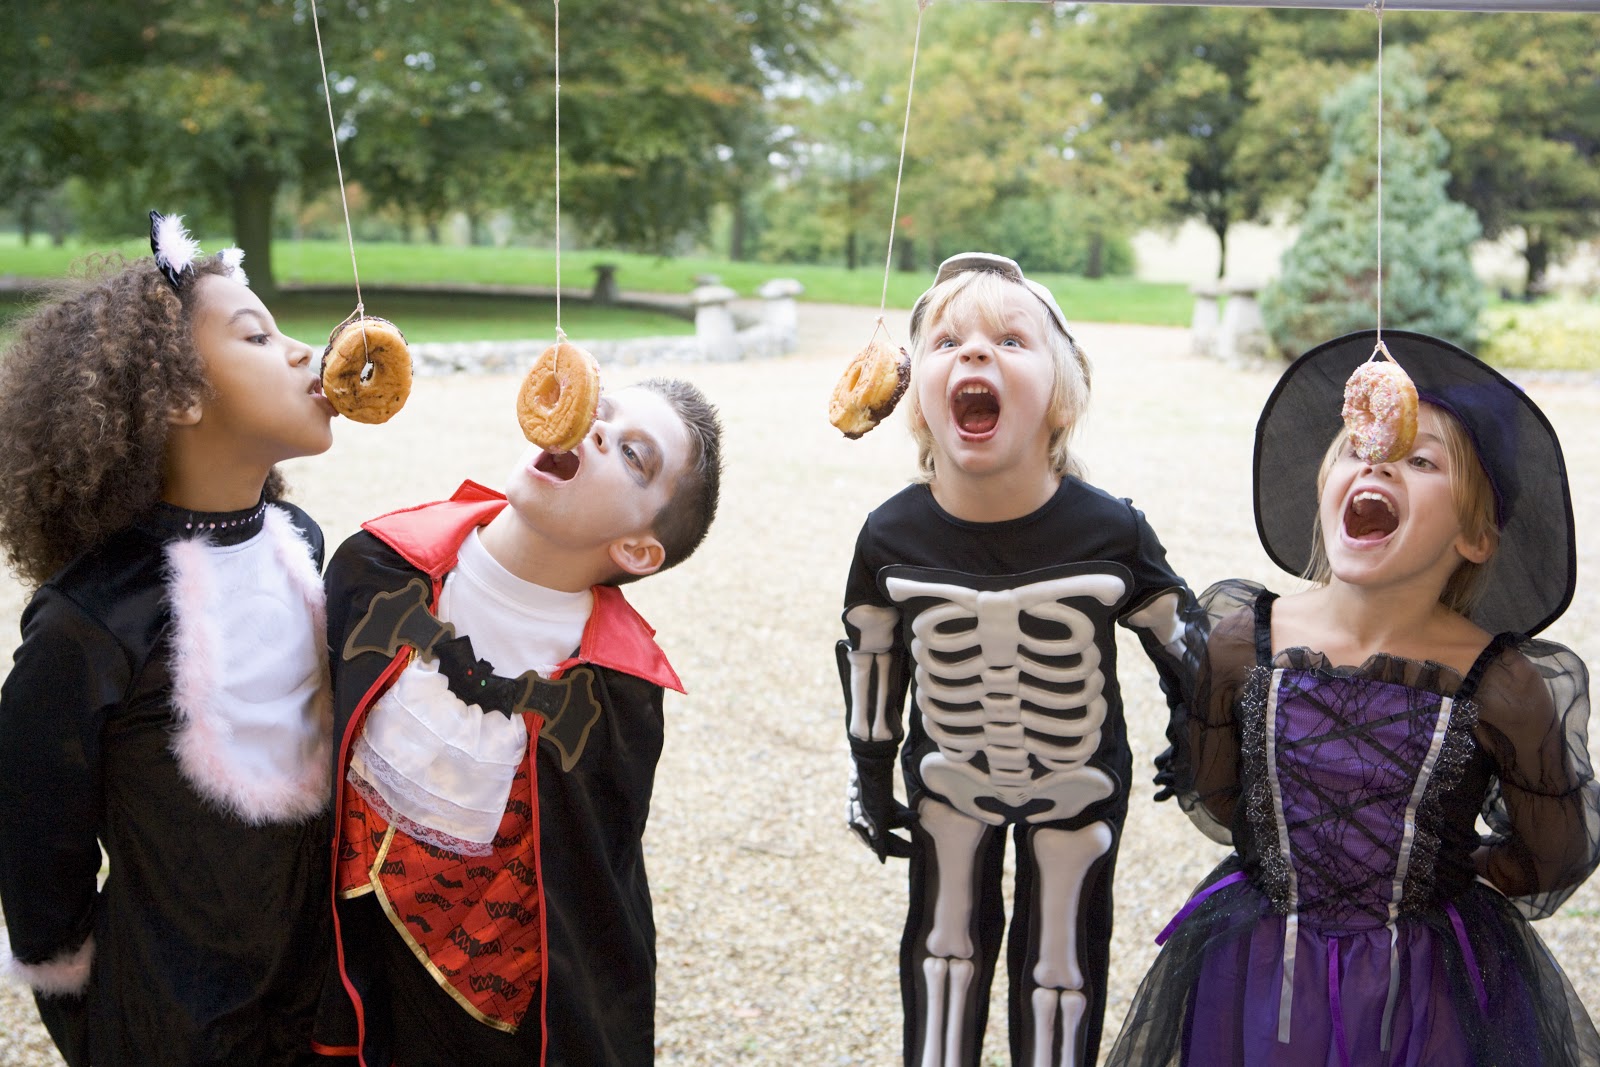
[[1305, 403, 1500, 616], [905, 270, 1091, 483]]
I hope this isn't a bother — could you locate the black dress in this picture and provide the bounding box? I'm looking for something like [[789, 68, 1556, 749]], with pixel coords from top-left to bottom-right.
[[0, 501, 335, 1067]]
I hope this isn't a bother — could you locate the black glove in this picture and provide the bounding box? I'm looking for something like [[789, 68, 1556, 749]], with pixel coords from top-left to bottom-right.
[[1152, 744, 1177, 803], [847, 740, 914, 861]]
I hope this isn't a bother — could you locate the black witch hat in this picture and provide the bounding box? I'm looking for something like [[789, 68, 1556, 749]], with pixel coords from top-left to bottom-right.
[[1254, 329, 1575, 637]]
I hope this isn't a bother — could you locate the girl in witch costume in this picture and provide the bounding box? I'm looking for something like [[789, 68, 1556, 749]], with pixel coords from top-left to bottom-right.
[[1107, 330, 1600, 1067], [839, 254, 1207, 1067], [0, 214, 341, 1066]]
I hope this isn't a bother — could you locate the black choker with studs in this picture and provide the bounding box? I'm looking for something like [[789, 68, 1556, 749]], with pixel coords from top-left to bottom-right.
[[148, 498, 271, 547]]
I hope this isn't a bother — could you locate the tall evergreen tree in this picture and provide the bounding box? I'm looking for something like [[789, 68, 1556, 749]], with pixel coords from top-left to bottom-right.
[[1262, 48, 1483, 359]]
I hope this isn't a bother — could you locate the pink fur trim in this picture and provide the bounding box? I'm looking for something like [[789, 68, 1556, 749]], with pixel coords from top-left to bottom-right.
[[1, 931, 93, 996], [163, 508, 332, 824]]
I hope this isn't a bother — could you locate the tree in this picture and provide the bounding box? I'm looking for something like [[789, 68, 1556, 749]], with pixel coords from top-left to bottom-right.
[[1222, 11, 1600, 293], [1261, 49, 1483, 358], [1086, 6, 1275, 279], [8, 0, 843, 294], [773, 2, 1180, 276], [1424, 15, 1600, 294]]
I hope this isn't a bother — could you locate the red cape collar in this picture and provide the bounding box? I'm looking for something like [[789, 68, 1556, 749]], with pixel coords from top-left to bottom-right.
[[361, 481, 684, 693]]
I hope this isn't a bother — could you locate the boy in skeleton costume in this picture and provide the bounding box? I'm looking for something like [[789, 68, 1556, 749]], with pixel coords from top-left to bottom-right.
[[314, 380, 721, 1067], [840, 254, 1205, 1067]]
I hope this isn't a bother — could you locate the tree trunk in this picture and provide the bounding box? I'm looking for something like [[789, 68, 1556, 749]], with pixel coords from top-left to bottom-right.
[[229, 163, 280, 300], [845, 230, 858, 271], [47, 199, 68, 247], [18, 196, 34, 246], [898, 236, 916, 272], [427, 218, 441, 244], [1525, 229, 1551, 298], [728, 193, 747, 262], [1214, 221, 1229, 280], [1085, 233, 1105, 280]]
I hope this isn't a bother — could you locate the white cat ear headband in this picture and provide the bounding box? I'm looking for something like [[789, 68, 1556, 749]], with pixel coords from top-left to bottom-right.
[[149, 211, 249, 291]]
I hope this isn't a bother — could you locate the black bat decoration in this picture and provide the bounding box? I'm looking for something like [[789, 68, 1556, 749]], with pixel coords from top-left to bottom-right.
[[343, 576, 604, 771]]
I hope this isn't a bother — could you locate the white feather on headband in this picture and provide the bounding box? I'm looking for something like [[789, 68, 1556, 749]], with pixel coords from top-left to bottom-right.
[[217, 247, 249, 288], [151, 213, 201, 278]]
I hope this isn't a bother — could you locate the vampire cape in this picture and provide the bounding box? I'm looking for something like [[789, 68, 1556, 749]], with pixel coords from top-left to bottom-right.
[[317, 482, 683, 1067]]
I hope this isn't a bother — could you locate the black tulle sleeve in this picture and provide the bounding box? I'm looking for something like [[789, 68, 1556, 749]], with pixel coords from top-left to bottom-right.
[[1168, 579, 1267, 846], [1472, 637, 1600, 919]]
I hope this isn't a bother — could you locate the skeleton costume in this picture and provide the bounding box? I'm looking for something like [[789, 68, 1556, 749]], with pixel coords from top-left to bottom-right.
[[315, 482, 681, 1067], [0, 500, 335, 1067], [1108, 332, 1600, 1067], [843, 482, 1205, 1067], [839, 253, 1207, 1067]]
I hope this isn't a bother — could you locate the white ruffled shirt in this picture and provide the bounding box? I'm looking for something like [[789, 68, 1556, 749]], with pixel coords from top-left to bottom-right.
[[348, 529, 592, 855]]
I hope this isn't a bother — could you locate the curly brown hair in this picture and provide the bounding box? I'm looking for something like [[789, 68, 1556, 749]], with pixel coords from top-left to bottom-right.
[[0, 254, 287, 588]]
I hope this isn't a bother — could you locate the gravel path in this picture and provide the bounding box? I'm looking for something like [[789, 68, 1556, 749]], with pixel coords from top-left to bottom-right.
[[3, 306, 1597, 1064]]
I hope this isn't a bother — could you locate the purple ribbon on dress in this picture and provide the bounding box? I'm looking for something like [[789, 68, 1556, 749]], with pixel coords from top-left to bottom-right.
[[1446, 901, 1490, 1013], [1328, 937, 1351, 1067], [1155, 870, 1247, 946]]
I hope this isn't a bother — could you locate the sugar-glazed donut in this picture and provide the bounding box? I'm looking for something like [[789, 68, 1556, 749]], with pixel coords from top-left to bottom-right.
[[322, 315, 412, 425], [517, 341, 600, 452], [829, 336, 911, 439], [1342, 352, 1419, 463]]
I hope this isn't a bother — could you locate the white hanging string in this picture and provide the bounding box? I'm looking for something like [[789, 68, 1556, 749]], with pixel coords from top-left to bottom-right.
[[874, 0, 934, 341], [1368, 0, 1389, 360], [309, 0, 364, 321], [554, 0, 566, 344]]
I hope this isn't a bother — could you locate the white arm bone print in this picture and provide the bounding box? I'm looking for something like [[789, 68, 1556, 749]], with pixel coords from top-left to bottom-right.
[[1122, 589, 1190, 660], [886, 572, 1124, 826], [845, 603, 902, 743]]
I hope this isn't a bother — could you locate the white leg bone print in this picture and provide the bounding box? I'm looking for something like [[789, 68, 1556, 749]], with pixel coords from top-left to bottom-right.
[[917, 798, 991, 1067], [1028, 822, 1113, 1067], [885, 573, 1124, 824]]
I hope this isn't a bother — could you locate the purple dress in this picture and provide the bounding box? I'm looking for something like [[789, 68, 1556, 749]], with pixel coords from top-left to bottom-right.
[[1109, 580, 1600, 1067]]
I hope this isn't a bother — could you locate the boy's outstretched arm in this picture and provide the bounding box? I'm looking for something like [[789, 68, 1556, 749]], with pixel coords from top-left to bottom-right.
[[840, 525, 914, 862], [1115, 505, 1210, 803]]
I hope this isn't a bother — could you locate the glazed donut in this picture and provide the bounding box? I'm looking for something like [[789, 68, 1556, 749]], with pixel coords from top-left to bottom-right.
[[829, 336, 911, 439], [517, 341, 600, 452], [321, 315, 412, 424], [1342, 355, 1419, 463]]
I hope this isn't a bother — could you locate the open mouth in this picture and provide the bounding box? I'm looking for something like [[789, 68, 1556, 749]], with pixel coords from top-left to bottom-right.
[[1344, 490, 1398, 541], [535, 448, 581, 482], [950, 382, 1000, 437]]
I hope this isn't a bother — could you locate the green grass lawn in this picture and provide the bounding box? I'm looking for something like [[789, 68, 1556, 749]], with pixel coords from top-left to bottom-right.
[[8, 235, 1594, 369], [0, 233, 1197, 327], [0, 287, 694, 346]]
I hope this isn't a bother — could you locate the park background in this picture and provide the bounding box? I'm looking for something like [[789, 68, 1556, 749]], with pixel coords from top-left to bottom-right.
[[2, 0, 1599, 1063]]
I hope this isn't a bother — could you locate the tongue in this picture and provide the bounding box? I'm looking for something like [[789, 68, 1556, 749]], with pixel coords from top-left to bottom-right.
[[1346, 497, 1396, 540], [954, 394, 1000, 435], [536, 450, 580, 481]]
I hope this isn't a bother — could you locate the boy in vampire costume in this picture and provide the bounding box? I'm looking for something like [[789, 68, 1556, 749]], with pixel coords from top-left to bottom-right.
[[313, 379, 721, 1067]]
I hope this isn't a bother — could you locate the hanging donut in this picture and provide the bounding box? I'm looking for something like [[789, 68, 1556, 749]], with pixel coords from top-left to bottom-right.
[[829, 336, 911, 439], [517, 340, 601, 452], [321, 315, 413, 424], [1341, 351, 1418, 463]]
